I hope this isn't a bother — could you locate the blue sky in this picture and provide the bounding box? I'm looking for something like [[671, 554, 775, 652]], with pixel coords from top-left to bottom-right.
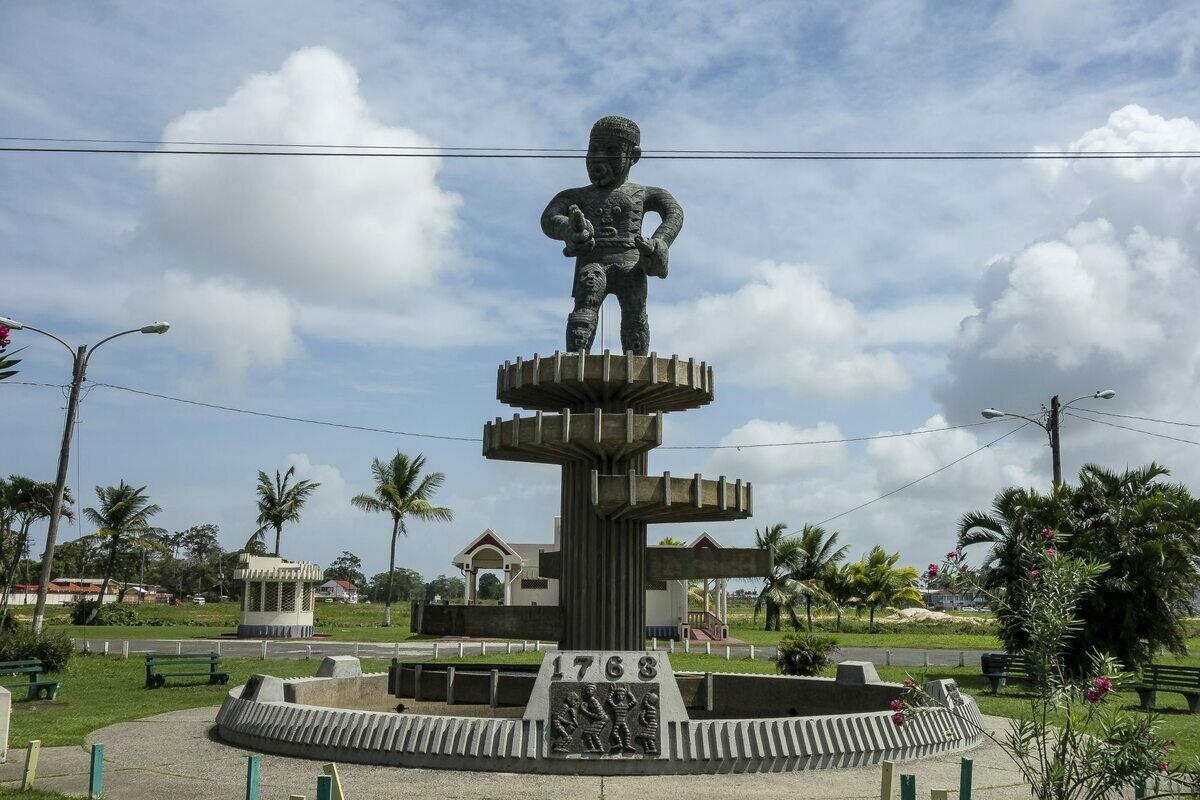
[[3, 1, 1200, 584]]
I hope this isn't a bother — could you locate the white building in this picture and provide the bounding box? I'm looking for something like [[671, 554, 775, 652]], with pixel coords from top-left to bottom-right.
[[316, 580, 359, 603], [234, 555, 323, 638], [450, 520, 731, 641]]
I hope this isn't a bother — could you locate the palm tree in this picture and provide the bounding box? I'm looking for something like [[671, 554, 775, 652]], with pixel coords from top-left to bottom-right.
[[791, 523, 849, 631], [821, 561, 858, 631], [752, 523, 803, 632], [80, 482, 164, 622], [249, 466, 321, 557], [351, 452, 453, 627], [851, 546, 922, 632], [0, 477, 73, 618]]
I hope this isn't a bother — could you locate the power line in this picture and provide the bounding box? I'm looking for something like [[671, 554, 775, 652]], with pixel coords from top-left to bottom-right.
[[814, 422, 1031, 526], [87, 382, 482, 442], [658, 418, 1006, 449], [5, 136, 1200, 158], [1064, 410, 1199, 447], [6, 145, 1200, 160], [1076, 407, 1200, 429]]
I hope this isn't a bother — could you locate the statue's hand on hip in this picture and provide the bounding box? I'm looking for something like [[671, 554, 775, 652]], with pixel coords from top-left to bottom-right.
[[635, 235, 668, 278], [562, 204, 595, 257]]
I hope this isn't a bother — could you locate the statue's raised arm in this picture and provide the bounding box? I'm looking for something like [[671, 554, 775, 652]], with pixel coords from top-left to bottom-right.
[[541, 115, 684, 356]]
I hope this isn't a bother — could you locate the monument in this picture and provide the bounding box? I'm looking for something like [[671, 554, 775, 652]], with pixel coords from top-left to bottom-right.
[[217, 116, 986, 774]]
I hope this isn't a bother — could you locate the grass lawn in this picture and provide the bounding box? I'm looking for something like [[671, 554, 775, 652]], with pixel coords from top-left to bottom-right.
[[4, 654, 390, 749], [438, 650, 1200, 769], [0, 789, 73, 799]]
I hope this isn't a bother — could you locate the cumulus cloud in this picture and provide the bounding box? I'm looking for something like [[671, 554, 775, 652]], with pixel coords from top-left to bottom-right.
[[937, 105, 1200, 487], [141, 46, 461, 298], [708, 419, 848, 480], [653, 261, 908, 396]]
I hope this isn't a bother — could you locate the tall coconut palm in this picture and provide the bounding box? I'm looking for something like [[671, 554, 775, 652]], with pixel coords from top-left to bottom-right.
[[752, 523, 803, 632], [791, 524, 849, 631], [249, 466, 321, 557], [80, 482, 164, 621], [351, 452, 452, 627], [851, 546, 922, 632], [0, 477, 73, 617], [821, 561, 858, 631]]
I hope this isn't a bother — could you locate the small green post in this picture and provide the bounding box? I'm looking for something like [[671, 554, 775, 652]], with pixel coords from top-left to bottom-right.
[[900, 773, 916, 800], [1134, 777, 1147, 799], [88, 742, 104, 799], [245, 754, 261, 800], [316, 773, 333, 800], [959, 757, 973, 800]]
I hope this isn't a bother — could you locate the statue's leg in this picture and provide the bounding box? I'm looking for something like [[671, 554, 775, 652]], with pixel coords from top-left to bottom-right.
[[567, 262, 606, 354], [616, 270, 649, 356]]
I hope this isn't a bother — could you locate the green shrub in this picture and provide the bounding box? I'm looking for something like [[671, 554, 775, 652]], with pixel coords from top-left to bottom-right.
[[68, 601, 141, 626], [774, 632, 838, 676], [0, 628, 74, 672]]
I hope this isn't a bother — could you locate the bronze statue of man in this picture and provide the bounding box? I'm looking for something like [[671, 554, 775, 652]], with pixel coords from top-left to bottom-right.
[[541, 116, 683, 355]]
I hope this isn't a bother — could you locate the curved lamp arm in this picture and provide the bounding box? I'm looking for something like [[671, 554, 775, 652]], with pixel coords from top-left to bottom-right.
[[84, 322, 170, 369], [1062, 390, 1116, 410], [0, 317, 76, 359], [980, 408, 1049, 431]]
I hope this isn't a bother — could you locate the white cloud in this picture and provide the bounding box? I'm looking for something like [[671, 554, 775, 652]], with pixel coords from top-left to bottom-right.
[[131, 272, 301, 376], [709, 419, 849, 481], [653, 261, 908, 396], [140, 46, 462, 298]]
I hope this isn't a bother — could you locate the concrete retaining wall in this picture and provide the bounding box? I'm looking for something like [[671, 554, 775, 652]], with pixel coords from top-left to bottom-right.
[[216, 674, 985, 775], [286, 673, 392, 711]]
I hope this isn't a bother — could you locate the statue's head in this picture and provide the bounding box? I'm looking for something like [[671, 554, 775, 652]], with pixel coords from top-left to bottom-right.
[[587, 115, 641, 188]]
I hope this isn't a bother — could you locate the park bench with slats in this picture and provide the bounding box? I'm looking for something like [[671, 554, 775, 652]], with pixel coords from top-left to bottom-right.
[[0, 658, 61, 700], [980, 652, 1032, 694], [144, 652, 229, 688], [1133, 664, 1200, 713]]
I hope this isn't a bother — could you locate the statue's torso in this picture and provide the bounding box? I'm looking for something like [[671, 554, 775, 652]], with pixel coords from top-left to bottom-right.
[[573, 182, 646, 259]]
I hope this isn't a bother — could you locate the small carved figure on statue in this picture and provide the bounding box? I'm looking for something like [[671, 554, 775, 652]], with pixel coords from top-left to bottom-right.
[[636, 691, 660, 755], [606, 684, 637, 754], [579, 684, 608, 753], [551, 692, 581, 753], [542, 115, 684, 356]]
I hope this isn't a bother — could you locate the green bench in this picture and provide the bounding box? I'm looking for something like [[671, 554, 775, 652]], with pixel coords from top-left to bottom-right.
[[0, 658, 61, 700], [144, 652, 230, 688], [980, 652, 1032, 694], [1133, 664, 1200, 714]]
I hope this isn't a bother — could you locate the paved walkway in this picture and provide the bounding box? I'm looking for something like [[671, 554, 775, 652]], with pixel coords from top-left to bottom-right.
[[1, 708, 1035, 799], [75, 636, 994, 668]]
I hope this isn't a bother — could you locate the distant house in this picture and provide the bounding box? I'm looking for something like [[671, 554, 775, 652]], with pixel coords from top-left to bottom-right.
[[9, 578, 119, 606], [921, 587, 986, 611], [316, 579, 358, 603]]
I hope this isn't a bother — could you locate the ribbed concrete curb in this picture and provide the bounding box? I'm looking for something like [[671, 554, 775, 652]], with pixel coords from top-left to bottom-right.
[[215, 673, 985, 775]]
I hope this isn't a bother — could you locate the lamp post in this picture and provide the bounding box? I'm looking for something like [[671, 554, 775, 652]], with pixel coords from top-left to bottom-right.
[[981, 390, 1116, 488], [0, 315, 169, 634]]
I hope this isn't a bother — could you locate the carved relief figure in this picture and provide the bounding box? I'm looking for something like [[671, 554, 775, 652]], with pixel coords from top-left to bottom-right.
[[636, 691, 660, 755], [551, 692, 580, 753], [579, 683, 608, 753], [542, 115, 684, 356], [606, 684, 636, 754]]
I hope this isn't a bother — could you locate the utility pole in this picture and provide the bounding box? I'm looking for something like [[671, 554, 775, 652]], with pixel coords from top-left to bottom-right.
[[32, 345, 86, 633], [1048, 395, 1062, 489]]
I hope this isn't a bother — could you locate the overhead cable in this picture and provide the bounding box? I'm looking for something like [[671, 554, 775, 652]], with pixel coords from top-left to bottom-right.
[[1064, 411, 1199, 447], [814, 422, 1031, 526]]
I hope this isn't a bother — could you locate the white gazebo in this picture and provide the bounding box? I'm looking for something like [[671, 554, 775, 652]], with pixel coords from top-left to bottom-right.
[[234, 554, 324, 638]]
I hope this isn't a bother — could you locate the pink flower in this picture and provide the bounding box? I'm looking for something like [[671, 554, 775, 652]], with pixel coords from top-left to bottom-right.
[[890, 699, 901, 712], [1045, 548, 1056, 556], [926, 564, 939, 578], [0, 326, 9, 348], [1040, 528, 1054, 538], [946, 551, 958, 560], [903, 679, 914, 688], [1158, 762, 1168, 774], [1030, 569, 1041, 580], [891, 712, 904, 726], [1084, 688, 1101, 703], [1091, 677, 1111, 693]]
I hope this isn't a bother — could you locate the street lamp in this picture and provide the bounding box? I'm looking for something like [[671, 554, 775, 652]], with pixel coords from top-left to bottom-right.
[[980, 390, 1116, 489], [0, 315, 170, 634]]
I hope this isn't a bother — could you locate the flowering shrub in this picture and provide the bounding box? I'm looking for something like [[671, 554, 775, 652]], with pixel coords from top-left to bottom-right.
[[0, 325, 18, 381], [897, 539, 1200, 799]]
